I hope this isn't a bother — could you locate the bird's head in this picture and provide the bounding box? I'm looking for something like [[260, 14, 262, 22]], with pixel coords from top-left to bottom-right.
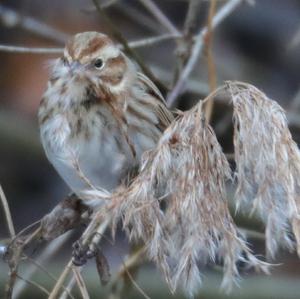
[[53, 32, 134, 95]]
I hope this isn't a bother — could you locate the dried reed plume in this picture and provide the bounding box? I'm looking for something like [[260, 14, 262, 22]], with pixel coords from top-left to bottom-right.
[[83, 100, 268, 296], [8, 81, 300, 298], [229, 81, 300, 259]]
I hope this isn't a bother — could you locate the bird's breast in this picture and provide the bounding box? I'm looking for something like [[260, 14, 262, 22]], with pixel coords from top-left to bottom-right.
[[39, 101, 134, 193]]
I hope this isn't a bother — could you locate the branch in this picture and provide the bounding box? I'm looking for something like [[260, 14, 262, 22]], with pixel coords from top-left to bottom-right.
[[0, 4, 69, 44], [117, 2, 163, 34], [183, 0, 201, 35], [0, 45, 63, 54], [50, 215, 110, 299], [171, 0, 201, 87], [16, 274, 50, 296], [204, 0, 217, 121], [13, 233, 73, 299], [0, 34, 180, 55], [72, 267, 90, 299], [5, 227, 42, 299], [166, 0, 243, 108], [0, 184, 15, 238], [128, 33, 180, 48], [138, 0, 180, 35]]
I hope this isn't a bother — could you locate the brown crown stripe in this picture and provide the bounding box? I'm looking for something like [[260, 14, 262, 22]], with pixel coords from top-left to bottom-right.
[[77, 36, 111, 60]]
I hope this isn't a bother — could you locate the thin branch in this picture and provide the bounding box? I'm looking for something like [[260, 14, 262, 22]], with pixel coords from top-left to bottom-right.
[[172, 0, 201, 87], [183, 0, 201, 35], [0, 4, 69, 44], [59, 273, 77, 299], [5, 227, 42, 299], [0, 34, 180, 55], [25, 256, 75, 299], [0, 45, 63, 54], [0, 184, 15, 238], [117, 2, 163, 34], [123, 266, 151, 299], [151, 65, 210, 95], [49, 260, 73, 299], [81, 0, 119, 12], [204, 0, 217, 121], [128, 33, 180, 49], [16, 274, 50, 296], [110, 246, 145, 290], [138, 0, 180, 35], [52, 214, 110, 299], [59, 218, 111, 299], [167, 0, 243, 108], [13, 232, 74, 299], [72, 267, 90, 299]]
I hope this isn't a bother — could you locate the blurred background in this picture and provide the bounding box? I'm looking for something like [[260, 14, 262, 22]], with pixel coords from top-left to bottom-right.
[[0, 0, 300, 298]]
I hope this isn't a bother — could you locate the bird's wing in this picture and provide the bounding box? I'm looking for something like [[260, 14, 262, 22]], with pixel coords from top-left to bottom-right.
[[137, 72, 174, 130]]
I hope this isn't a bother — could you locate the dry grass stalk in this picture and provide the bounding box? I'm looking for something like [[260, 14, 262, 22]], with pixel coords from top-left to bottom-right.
[[0, 184, 15, 238], [72, 266, 90, 299], [229, 81, 300, 258], [83, 100, 269, 296]]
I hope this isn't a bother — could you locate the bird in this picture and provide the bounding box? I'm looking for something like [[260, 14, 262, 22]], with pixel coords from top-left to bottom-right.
[[38, 31, 173, 207]]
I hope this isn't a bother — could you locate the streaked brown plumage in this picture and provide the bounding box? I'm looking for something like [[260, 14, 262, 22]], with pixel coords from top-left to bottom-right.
[[38, 31, 173, 207]]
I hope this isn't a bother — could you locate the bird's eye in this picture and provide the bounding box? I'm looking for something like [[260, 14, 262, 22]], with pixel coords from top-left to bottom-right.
[[94, 59, 104, 69]]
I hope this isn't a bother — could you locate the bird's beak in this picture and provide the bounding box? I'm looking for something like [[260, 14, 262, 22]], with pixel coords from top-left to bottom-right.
[[69, 61, 81, 74]]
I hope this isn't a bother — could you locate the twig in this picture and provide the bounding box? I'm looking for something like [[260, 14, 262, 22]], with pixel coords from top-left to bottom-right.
[[59, 218, 111, 299], [25, 256, 75, 299], [123, 267, 151, 299], [92, 0, 166, 92], [110, 246, 145, 290], [13, 232, 74, 299], [11, 220, 41, 243], [0, 4, 69, 44], [0, 45, 63, 54], [72, 267, 90, 299], [16, 274, 50, 296], [51, 213, 110, 299], [138, 0, 180, 35], [49, 260, 73, 299], [167, 0, 243, 108], [81, 0, 119, 12], [59, 273, 77, 299], [183, 0, 201, 35], [72, 266, 90, 299], [172, 0, 201, 87], [0, 34, 180, 55], [151, 65, 210, 95], [128, 33, 180, 49], [5, 227, 42, 299], [117, 2, 163, 34], [0, 184, 15, 238], [204, 0, 217, 121]]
